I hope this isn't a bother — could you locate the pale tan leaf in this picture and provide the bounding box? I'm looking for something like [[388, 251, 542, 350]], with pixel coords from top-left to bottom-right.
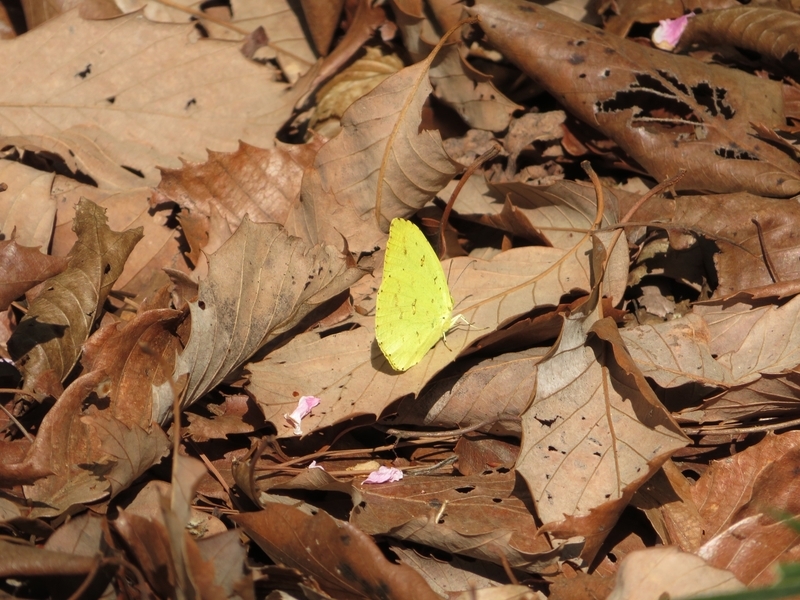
[[0, 160, 56, 248], [490, 180, 629, 304], [390, 542, 517, 597], [5, 125, 164, 189], [694, 293, 800, 380], [0, 9, 294, 184], [606, 547, 743, 600], [81, 410, 171, 499], [171, 218, 365, 418], [429, 44, 522, 133], [518, 314, 688, 564], [292, 50, 463, 253], [620, 313, 738, 389]]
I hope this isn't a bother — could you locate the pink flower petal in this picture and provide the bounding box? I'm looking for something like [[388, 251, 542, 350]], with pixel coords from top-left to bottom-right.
[[652, 12, 694, 51], [362, 466, 403, 484], [308, 460, 324, 470], [283, 395, 321, 435]]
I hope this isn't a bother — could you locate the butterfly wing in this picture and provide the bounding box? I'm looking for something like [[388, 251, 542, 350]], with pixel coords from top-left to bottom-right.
[[376, 219, 454, 372]]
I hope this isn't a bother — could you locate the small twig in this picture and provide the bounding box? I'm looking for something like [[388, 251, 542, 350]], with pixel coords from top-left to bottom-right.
[[438, 142, 502, 257], [620, 169, 687, 225], [582, 161, 605, 232], [0, 402, 34, 442], [752, 217, 780, 283], [406, 455, 458, 475], [189, 439, 231, 496], [496, 551, 519, 585], [683, 415, 800, 436], [380, 418, 500, 439]]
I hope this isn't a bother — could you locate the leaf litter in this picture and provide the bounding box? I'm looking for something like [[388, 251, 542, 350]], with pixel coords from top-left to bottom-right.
[[3, 1, 800, 598]]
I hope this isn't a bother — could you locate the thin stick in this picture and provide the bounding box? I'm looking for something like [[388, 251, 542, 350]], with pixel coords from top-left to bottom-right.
[[0, 403, 34, 442], [752, 217, 780, 283], [620, 169, 687, 225], [379, 418, 500, 439], [438, 142, 501, 257], [683, 415, 800, 436]]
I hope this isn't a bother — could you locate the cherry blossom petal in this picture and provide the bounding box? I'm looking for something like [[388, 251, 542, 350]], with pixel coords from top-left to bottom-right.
[[652, 12, 694, 51], [362, 466, 403, 484], [283, 395, 321, 436]]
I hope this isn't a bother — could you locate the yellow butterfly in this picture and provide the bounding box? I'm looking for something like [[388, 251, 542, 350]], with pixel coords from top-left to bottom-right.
[[375, 218, 463, 371]]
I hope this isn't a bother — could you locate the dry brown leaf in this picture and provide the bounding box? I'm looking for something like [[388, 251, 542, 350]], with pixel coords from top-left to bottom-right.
[[0, 160, 57, 248], [0, 9, 295, 184], [155, 139, 322, 234], [606, 546, 744, 600], [692, 430, 800, 543], [0, 240, 67, 310], [469, 0, 800, 197], [620, 312, 737, 389], [310, 46, 404, 136], [169, 217, 366, 419], [300, 0, 344, 55], [8, 199, 142, 389], [430, 44, 522, 133], [393, 349, 544, 436], [291, 43, 463, 252], [631, 461, 706, 551], [677, 7, 800, 77], [454, 433, 519, 475], [352, 470, 566, 574], [488, 180, 629, 304], [50, 180, 184, 297], [630, 192, 800, 297], [686, 372, 800, 425], [232, 502, 442, 600], [0, 538, 99, 580], [6, 125, 166, 189], [389, 542, 514, 596], [693, 293, 800, 381], [393, 0, 521, 132], [518, 306, 688, 564], [81, 308, 182, 427], [694, 434, 800, 585]]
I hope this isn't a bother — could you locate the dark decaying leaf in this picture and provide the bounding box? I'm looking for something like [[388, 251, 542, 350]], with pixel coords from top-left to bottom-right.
[[232, 503, 442, 600], [7, 199, 142, 390], [468, 0, 800, 197], [352, 470, 568, 574], [677, 7, 800, 78]]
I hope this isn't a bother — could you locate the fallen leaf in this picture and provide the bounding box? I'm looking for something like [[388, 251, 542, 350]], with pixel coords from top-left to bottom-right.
[[606, 546, 744, 600], [468, 0, 800, 197], [0, 240, 67, 310], [517, 307, 688, 564], [232, 502, 442, 600], [169, 217, 366, 418], [0, 9, 295, 184], [8, 199, 142, 389]]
